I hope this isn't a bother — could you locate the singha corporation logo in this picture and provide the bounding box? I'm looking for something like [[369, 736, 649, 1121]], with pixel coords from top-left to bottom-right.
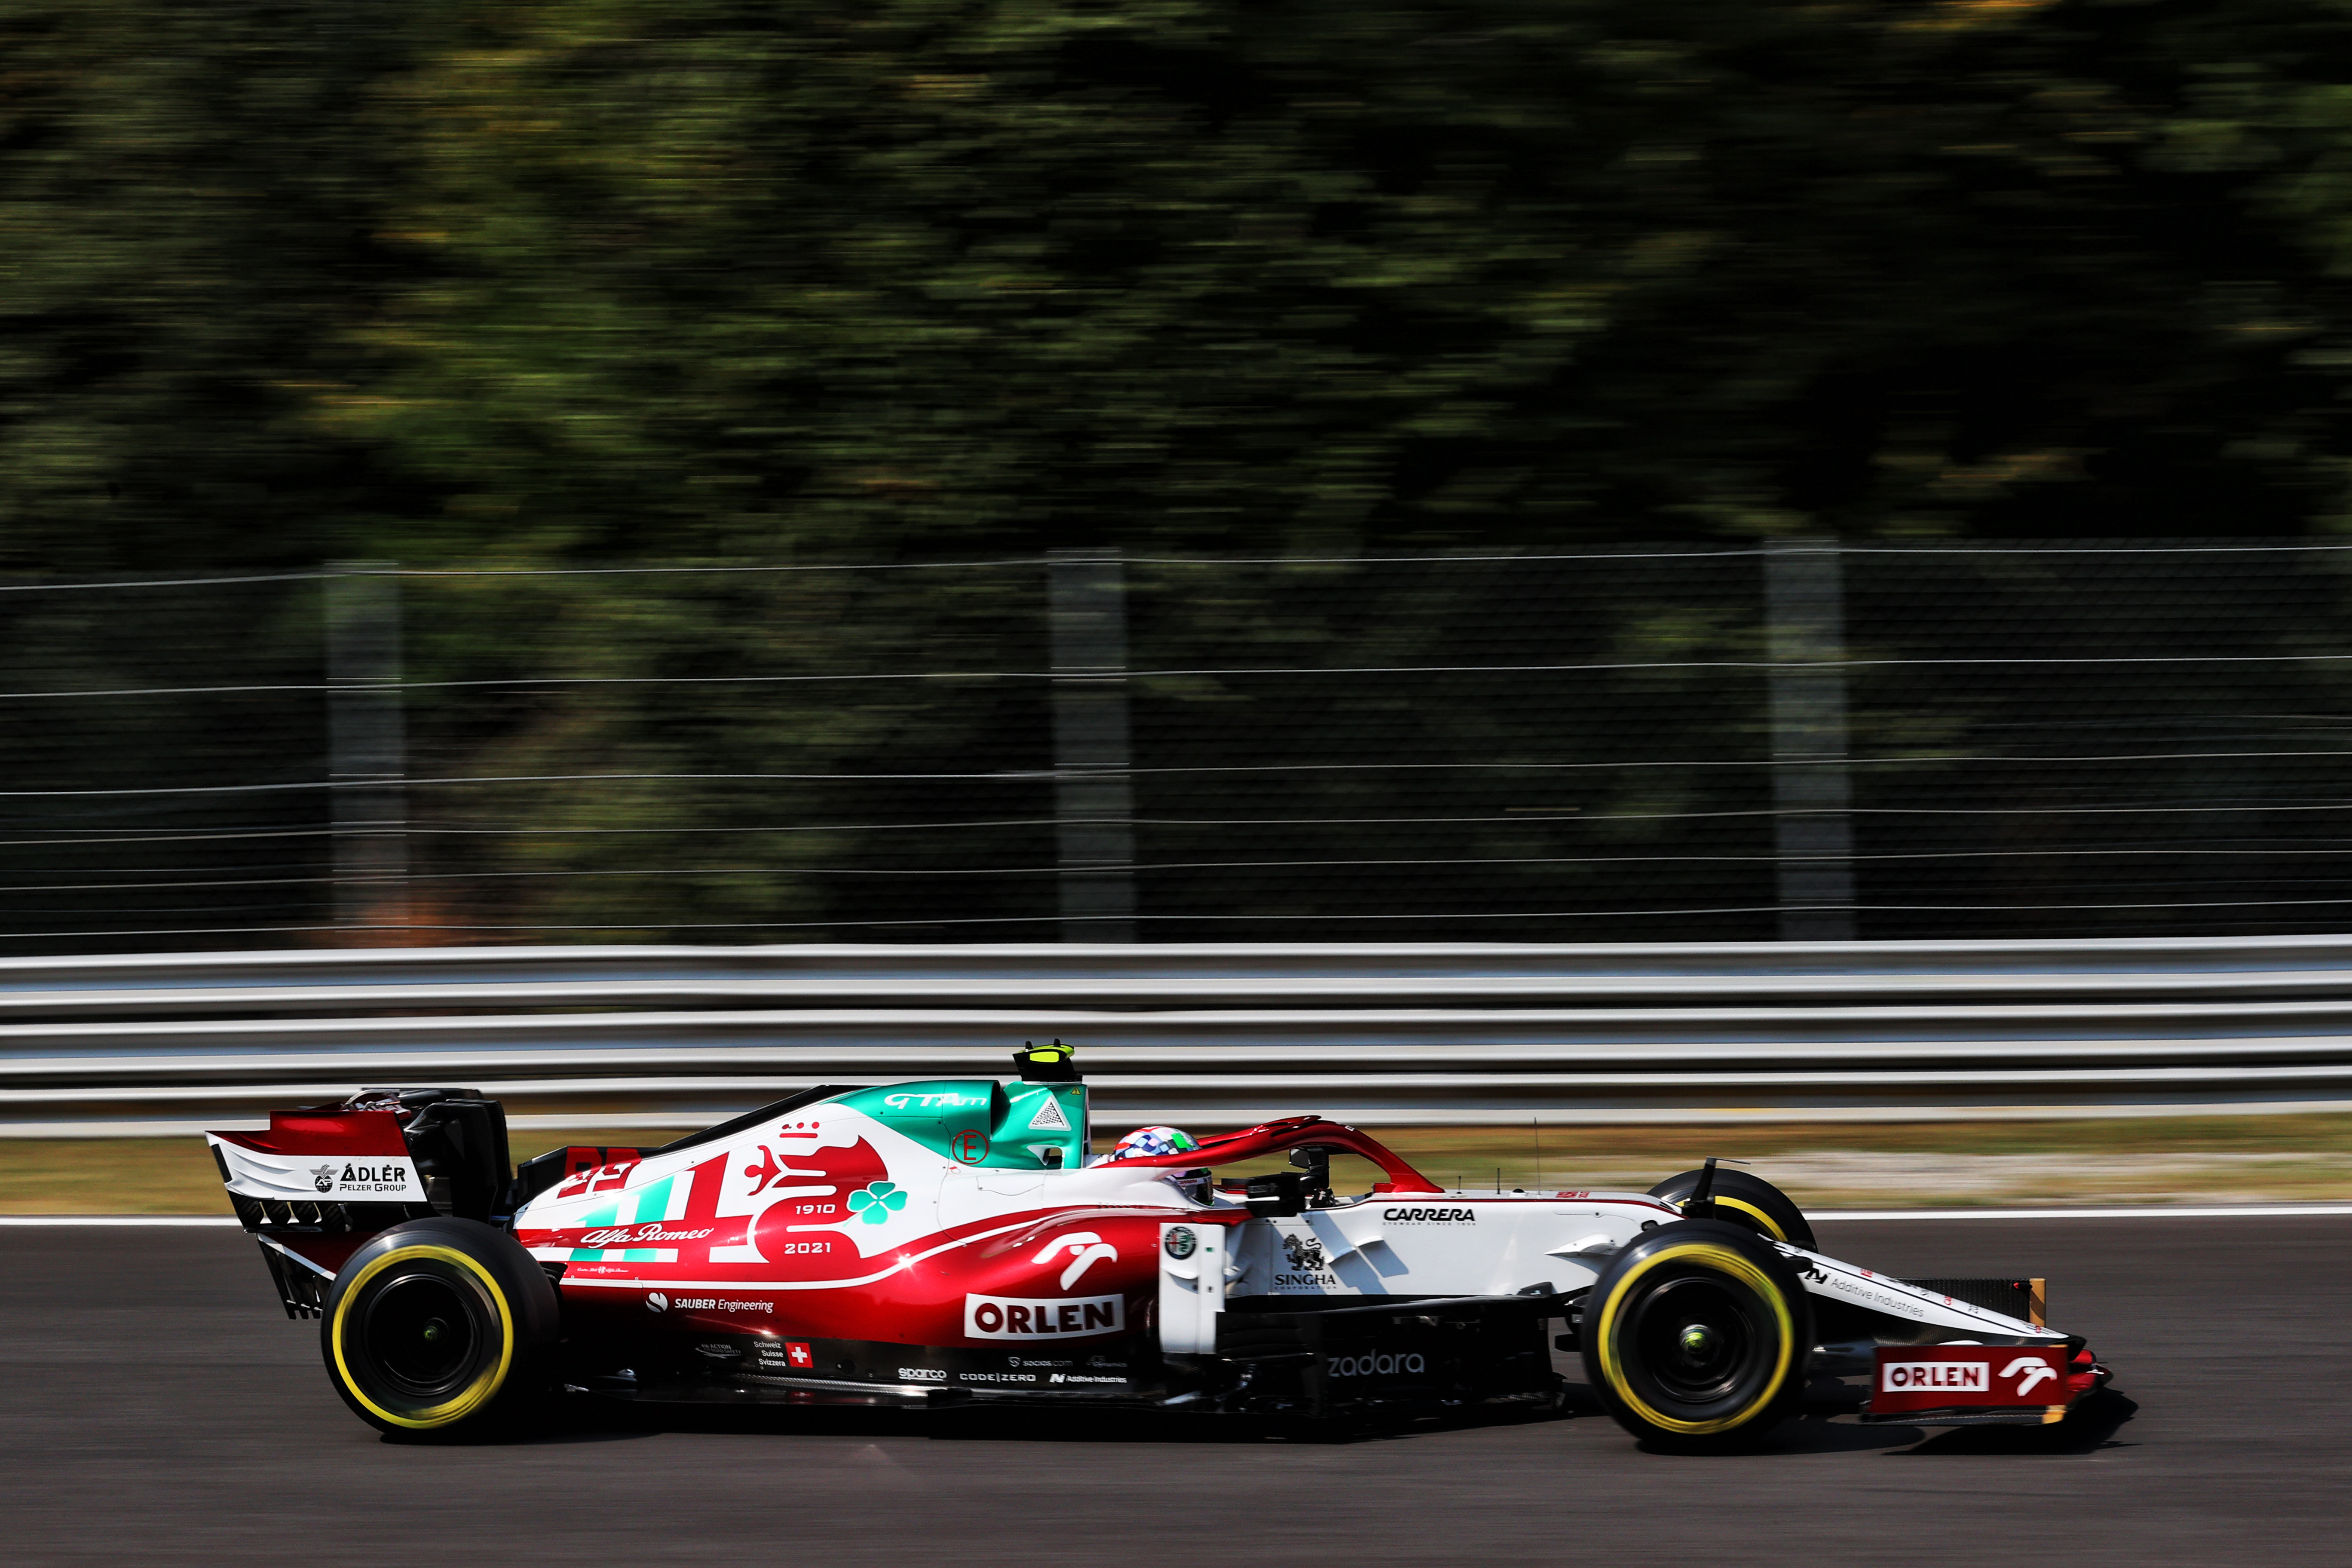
[[310, 1163, 337, 1194], [1281, 1234, 1327, 1273]]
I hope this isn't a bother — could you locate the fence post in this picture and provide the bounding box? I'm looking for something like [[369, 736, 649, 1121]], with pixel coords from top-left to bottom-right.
[[1764, 539, 1856, 941], [1048, 548, 1136, 941], [325, 563, 406, 932]]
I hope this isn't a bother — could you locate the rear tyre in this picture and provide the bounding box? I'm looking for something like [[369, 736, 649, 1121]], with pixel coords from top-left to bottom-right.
[[1647, 1167, 1815, 1251], [320, 1216, 558, 1439], [1580, 1219, 1811, 1452]]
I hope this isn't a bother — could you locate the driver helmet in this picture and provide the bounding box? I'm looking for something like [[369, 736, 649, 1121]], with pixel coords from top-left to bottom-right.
[[1109, 1125, 1199, 1161]]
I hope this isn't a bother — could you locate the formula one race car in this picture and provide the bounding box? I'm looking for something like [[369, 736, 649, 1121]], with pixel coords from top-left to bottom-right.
[[207, 1042, 2108, 1449]]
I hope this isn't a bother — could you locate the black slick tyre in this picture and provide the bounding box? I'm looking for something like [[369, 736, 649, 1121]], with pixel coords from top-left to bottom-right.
[[1580, 1219, 1812, 1452], [320, 1216, 558, 1439], [1647, 1168, 1815, 1251]]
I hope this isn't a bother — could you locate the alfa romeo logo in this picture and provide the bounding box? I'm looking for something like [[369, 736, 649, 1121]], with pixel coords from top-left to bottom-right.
[[1164, 1226, 1197, 1260]]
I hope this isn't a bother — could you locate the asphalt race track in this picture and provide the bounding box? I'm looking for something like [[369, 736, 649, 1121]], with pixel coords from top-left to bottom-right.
[[1, 1216, 2343, 1566]]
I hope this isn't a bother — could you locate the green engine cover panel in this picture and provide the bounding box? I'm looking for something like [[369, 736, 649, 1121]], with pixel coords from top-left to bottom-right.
[[827, 1080, 1087, 1170]]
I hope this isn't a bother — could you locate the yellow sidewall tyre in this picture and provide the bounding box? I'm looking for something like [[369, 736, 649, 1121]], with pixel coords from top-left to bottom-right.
[[1647, 1168, 1816, 1252], [1580, 1219, 1811, 1452], [321, 1216, 558, 1440]]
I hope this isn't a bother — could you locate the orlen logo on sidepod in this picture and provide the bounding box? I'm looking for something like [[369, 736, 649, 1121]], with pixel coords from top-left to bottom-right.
[[964, 1294, 1124, 1340]]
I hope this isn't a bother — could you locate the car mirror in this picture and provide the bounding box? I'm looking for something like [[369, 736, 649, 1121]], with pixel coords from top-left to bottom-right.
[[1243, 1171, 1307, 1218]]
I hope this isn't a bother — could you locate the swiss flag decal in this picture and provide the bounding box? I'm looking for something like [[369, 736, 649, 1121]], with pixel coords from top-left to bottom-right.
[[785, 1341, 814, 1369]]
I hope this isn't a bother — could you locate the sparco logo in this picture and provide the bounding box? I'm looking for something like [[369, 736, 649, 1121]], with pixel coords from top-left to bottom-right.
[[1328, 1351, 1426, 1378], [1381, 1206, 1476, 1223]]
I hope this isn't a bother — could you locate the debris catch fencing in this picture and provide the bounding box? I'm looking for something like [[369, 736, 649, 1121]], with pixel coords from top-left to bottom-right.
[[8, 542, 2352, 954]]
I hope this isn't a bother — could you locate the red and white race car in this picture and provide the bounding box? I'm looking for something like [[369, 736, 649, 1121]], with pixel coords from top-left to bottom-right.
[[207, 1042, 2107, 1448]]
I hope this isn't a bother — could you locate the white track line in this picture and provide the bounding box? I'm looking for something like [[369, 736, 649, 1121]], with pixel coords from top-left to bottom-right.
[[5, 1204, 2352, 1226]]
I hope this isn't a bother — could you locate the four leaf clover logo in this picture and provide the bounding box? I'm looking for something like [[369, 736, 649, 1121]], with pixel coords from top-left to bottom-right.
[[848, 1180, 907, 1225]]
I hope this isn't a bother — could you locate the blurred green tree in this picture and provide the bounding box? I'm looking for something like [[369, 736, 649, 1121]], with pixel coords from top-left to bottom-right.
[[7, 1, 2352, 568], [0, 3, 419, 570], [336, 0, 2352, 559]]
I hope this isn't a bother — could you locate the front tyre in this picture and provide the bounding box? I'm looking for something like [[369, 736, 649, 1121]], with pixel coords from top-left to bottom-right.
[[1580, 1219, 1811, 1452], [321, 1216, 558, 1439]]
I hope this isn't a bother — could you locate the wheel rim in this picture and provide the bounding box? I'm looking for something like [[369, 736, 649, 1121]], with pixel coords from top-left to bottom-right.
[[361, 1271, 488, 1399], [1628, 1278, 1761, 1404]]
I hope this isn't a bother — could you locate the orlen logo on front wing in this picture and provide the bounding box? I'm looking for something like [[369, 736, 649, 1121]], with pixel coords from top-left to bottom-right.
[[1881, 1356, 2059, 1397], [1881, 1361, 1987, 1393], [963, 1293, 1124, 1340]]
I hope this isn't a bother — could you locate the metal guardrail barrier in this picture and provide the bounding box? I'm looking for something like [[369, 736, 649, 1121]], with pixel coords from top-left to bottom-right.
[[5, 938, 2352, 1133]]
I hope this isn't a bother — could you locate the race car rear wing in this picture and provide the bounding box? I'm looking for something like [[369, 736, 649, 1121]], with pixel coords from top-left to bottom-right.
[[206, 1088, 515, 1315]]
